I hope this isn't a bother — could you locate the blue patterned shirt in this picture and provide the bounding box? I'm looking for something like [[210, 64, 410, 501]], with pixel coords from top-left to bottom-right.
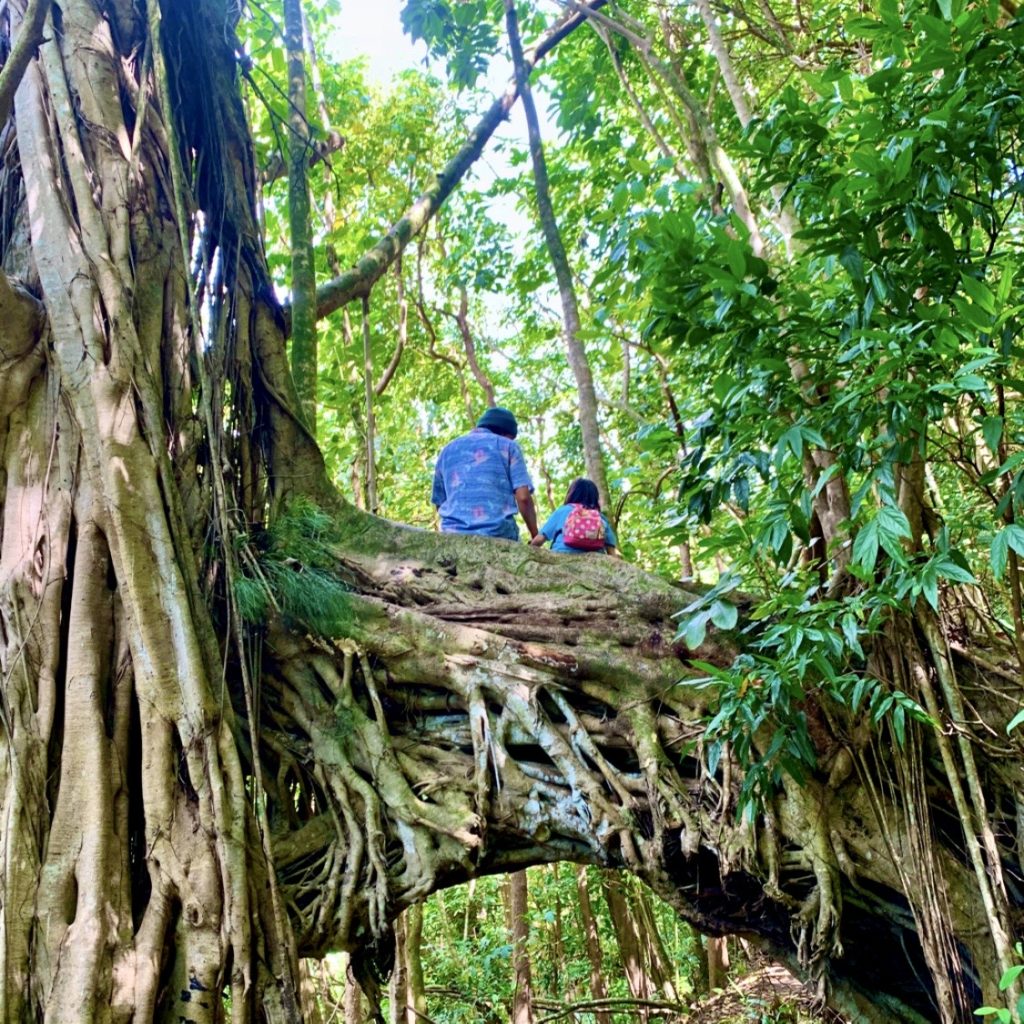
[[432, 428, 534, 539]]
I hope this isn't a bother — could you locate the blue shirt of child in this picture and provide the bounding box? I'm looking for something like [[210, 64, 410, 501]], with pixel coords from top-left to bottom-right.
[[539, 504, 618, 554], [432, 428, 534, 540]]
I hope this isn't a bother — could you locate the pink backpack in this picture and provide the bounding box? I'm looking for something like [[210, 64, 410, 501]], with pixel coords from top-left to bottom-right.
[[561, 504, 606, 550]]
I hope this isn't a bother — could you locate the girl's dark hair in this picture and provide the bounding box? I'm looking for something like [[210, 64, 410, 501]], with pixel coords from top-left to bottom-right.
[[565, 478, 600, 510]]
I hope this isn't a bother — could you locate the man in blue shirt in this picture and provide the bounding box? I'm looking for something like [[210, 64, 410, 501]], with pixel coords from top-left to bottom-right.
[[431, 407, 538, 541]]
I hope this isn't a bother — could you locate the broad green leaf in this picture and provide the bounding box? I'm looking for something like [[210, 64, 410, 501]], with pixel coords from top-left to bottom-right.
[[991, 525, 1024, 581], [999, 964, 1024, 991], [934, 558, 976, 585], [878, 505, 912, 540], [961, 274, 996, 313], [710, 600, 739, 631], [682, 612, 710, 651], [982, 416, 1004, 454], [852, 520, 879, 570]]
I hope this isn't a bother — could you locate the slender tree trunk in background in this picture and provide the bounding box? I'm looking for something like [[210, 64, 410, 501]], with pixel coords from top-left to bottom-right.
[[388, 905, 428, 1024], [548, 863, 568, 1000], [505, 0, 610, 509], [602, 872, 653, 1021], [361, 295, 379, 513], [405, 902, 428, 1024], [707, 936, 730, 990], [690, 0, 798, 251], [463, 876, 478, 941], [595, 22, 688, 180], [436, 233, 497, 408], [375, 259, 407, 399], [505, 870, 536, 1024], [389, 912, 410, 1024], [633, 884, 679, 1003], [692, 928, 711, 993], [575, 867, 613, 1024], [580, 4, 763, 250], [299, 960, 326, 1024], [679, 543, 694, 581], [456, 286, 497, 408], [284, 0, 318, 429], [415, 237, 476, 422], [343, 954, 367, 1024]]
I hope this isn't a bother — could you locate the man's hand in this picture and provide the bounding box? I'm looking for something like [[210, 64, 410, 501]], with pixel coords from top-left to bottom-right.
[[514, 486, 538, 538]]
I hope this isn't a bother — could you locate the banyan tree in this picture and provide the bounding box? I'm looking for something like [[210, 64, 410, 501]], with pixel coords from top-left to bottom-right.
[[0, 0, 1021, 1021]]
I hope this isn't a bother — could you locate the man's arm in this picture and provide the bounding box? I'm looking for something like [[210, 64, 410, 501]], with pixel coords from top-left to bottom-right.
[[514, 485, 538, 538], [431, 457, 446, 508]]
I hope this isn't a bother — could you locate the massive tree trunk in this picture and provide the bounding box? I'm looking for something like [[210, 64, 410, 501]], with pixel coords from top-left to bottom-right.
[[0, 1, 1020, 1023]]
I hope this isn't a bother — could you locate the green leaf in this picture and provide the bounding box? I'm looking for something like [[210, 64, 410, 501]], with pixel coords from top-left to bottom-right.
[[999, 964, 1024, 991], [878, 505, 912, 540], [839, 245, 865, 284], [710, 600, 739, 631], [682, 612, 710, 651], [892, 704, 906, 747], [983, 416, 1004, 454], [961, 274, 995, 313], [934, 557, 976, 585], [852, 520, 879, 570], [1007, 708, 1024, 735], [991, 525, 1024, 581]]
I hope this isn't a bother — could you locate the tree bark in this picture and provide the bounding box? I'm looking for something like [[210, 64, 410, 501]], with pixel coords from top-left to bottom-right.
[[285, 0, 318, 429], [575, 867, 613, 1024], [505, 870, 536, 1024], [389, 912, 409, 1024], [505, 0, 610, 510], [404, 903, 428, 1024], [603, 872, 653, 1022], [361, 295, 379, 513]]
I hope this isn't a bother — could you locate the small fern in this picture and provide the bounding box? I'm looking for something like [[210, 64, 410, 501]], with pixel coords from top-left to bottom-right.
[[232, 499, 353, 637]]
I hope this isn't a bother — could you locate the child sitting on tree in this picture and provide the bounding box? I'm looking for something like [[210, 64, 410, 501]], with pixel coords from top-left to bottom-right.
[[530, 478, 620, 556]]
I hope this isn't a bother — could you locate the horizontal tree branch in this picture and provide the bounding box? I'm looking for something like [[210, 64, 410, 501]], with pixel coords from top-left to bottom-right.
[[537, 997, 685, 1023], [306, 0, 608, 326]]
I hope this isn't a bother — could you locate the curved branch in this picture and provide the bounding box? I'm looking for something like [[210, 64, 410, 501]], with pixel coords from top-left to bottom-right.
[[374, 259, 406, 397], [0, 0, 50, 130], [307, 0, 608, 324]]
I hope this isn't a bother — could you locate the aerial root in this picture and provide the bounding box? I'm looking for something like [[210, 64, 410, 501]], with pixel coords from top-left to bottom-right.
[[467, 684, 493, 827], [794, 848, 843, 973]]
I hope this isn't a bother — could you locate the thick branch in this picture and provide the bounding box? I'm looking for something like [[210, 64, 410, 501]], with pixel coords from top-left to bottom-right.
[[307, 0, 608, 324]]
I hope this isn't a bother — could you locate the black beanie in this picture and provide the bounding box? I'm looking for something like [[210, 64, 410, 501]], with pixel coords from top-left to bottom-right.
[[477, 407, 518, 438]]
